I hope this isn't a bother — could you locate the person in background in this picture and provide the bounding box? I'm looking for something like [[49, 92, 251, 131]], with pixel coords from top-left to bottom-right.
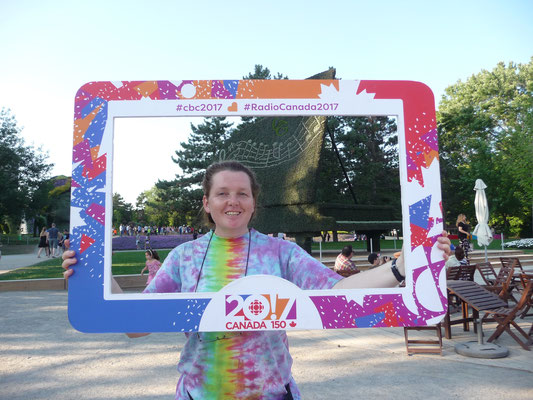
[[140, 249, 162, 286], [61, 230, 70, 252], [37, 227, 49, 258], [456, 214, 470, 260], [47, 223, 59, 257], [144, 233, 151, 250], [445, 246, 468, 269], [368, 252, 391, 268], [334, 245, 360, 274]]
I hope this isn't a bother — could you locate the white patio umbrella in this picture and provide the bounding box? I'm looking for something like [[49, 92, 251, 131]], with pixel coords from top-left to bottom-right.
[[473, 179, 493, 262]]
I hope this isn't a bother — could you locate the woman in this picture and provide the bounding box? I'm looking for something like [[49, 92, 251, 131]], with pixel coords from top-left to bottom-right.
[[37, 227, 49, 258], [456, 214, 470, 260], [64, 161, 450, 399]]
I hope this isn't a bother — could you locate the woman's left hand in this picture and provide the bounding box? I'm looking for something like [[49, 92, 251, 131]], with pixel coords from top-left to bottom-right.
[[436, 231, 452, 261]]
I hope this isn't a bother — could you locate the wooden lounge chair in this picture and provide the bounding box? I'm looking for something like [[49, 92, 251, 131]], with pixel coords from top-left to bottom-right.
[[519, 273, 533, 319], [500, 257, 524, 273], [482, 280, 533, 350], [483, 263, 518, 303], [476, 262, 498, 286]]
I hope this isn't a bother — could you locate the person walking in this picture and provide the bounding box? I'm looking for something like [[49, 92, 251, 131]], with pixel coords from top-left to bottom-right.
[[37, 227, 49, 258], [456, 214, 471, 260]]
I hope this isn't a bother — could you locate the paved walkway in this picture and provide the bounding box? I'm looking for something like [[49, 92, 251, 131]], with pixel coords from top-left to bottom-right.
[[0, 248, 47, 274], [1, 290, 532, 399]]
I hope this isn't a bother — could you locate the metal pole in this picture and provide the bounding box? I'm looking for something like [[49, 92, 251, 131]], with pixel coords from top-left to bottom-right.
[[319, 241, 322, 262], [484, 246, 488, 263], [501, 232, 504, 251], [477, 315, 484, 345]]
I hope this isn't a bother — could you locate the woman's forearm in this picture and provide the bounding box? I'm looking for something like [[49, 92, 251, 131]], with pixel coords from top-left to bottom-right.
[[333, 254, 404, 289]]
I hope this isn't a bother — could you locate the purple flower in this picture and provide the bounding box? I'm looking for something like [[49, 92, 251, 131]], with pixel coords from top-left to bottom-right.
[[112, 234, 198, 250]]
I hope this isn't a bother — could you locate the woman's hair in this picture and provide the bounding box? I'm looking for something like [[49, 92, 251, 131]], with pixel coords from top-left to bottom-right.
[[40, 227, 47, 234], [145, 249, 160, 261], [456, 214, 465, 226], [201, 160, 261, 225]]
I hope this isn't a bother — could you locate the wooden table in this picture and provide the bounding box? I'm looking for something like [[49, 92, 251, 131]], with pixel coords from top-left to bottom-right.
[[444, 280, 508, 340]]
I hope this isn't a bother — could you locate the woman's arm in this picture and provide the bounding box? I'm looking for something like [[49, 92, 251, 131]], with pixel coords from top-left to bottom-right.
[[333, 253, 404, 289]]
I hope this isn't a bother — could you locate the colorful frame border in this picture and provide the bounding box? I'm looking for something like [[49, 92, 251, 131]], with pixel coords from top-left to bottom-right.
[[69, 79, 446, 333]]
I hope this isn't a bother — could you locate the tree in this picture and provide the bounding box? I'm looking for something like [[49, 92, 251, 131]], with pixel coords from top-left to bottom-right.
[[438, 59, 533, 236], [243, 64, 287, 80], [339, 116, 400, 207], [113, 193, 133, 227], [172, 117, 234, 187], [0, 108, 53, 233], [316, 116, 400, 210]]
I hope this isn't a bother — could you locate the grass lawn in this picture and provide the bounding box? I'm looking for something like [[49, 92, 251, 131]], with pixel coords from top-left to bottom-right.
[[0, 250, 172, 281]]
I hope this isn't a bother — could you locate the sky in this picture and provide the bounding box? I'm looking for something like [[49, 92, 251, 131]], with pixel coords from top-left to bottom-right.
[[1, 0, 532, 204]]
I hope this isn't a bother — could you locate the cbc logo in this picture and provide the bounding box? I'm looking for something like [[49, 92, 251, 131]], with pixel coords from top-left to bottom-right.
[[225, 294, 296, 321]]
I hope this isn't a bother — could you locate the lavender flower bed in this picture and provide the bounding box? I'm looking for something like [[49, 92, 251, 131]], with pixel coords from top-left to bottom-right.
[[112, 234, 196, 250]]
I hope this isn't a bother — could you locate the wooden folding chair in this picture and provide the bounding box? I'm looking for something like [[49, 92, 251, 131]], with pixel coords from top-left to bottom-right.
[[458, 264, 476, 281], [447, 266, 461, 280], [482, 280, 533, 350], [447, 264, 475, 281]]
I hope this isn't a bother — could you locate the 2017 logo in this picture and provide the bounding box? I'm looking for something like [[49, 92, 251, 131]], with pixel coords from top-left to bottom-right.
[[225, 294, 297, 330]]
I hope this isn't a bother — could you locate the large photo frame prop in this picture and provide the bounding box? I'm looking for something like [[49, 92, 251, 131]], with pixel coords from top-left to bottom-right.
[[69, 79, 446, 333]]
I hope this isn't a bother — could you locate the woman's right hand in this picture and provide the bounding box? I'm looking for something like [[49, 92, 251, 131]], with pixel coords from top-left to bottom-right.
[[62, 245, 77, 279]]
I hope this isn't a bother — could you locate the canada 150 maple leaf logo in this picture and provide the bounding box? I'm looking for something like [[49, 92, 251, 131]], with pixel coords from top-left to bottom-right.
[[224, 294, 297, 330]]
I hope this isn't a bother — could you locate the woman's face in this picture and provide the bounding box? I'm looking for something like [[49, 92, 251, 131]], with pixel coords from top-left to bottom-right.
[[203, 170, 255, 238]]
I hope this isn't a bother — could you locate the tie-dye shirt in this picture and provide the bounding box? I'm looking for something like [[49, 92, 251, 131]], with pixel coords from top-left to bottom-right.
[[144, 229, 342, 400]]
